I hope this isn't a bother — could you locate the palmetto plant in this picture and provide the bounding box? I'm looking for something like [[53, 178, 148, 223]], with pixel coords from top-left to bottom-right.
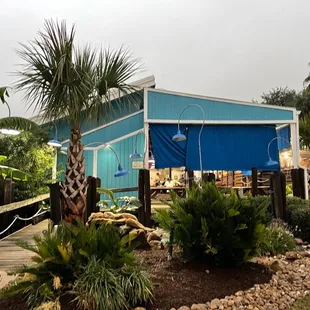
[[0, 86, 39, 132], [15, 20, 141, 222]]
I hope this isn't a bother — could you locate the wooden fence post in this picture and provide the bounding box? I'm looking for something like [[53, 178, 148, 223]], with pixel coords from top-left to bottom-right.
[[188, 170, 194, 188], [138, 169, 145, 225], [270, 171, 286, 220], [144, 169, 152, 227], [291, 168, 306, 199], [86, 176, 100, 222], [50, 183, 61, 225], [3, 179, 13, 205], [251, 168, 258, 197]]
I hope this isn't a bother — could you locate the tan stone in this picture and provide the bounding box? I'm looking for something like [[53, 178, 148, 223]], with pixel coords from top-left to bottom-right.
[[191, 304, 207, 310], [178, 307, 190, 310]]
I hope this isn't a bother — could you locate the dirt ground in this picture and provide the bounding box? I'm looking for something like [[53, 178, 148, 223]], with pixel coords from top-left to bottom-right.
[[135, 248, 272, 310], [0, 248, 273, 310]]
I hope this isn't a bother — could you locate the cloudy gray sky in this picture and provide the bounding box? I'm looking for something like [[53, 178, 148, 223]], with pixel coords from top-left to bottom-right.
[[1, 0, 310, 118]]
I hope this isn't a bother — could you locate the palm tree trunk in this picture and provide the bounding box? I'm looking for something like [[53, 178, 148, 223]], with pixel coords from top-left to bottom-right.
[[60, 128, 87, 223]]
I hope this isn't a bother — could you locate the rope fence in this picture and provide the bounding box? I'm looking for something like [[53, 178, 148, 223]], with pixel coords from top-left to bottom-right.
[[0, 206, 50, 236]]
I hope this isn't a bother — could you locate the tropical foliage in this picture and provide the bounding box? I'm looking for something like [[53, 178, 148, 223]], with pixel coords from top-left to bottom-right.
[[15, 19, 141, 223], [258, 220, 296, 256], [155, 183, 269, 266], [0, 132, 54, 201], [97, 187, 140, 214], [0, 86, 40, 132], [1, 221, 152, 309]]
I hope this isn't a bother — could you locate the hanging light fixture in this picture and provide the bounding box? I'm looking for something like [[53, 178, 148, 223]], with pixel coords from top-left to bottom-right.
[[172, 104, 206, 178], [84, 142, 130, 177], [265, 136, 291, 167], [47, 124, 62, 148], [130, 130, 144, 159]]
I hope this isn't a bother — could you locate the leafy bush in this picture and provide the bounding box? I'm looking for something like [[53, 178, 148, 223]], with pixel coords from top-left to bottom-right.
[[97, 187, 140, 214], [258, 220, 296, 256], [155, 182, 268, 266], [286, 197, 310, 241], [1, 220, 152, 309]]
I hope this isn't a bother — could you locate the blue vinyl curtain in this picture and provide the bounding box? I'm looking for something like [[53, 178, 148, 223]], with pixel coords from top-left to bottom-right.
[[150, 124, 187, 168], [277, 125, 290, 150], [150, 124, 280, 171], [186, 125, 280, 171]]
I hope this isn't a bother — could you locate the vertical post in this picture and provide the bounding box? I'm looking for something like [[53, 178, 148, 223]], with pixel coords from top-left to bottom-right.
[[86, 176, 98, 221], [93, 150, 98, 178], [52, 148, 57, 180], [298, 168, 306, 200], [0, 179, 4, 206], [188, 170, 194, 188], [232, 171, 235, 186], [144, 169, 151, 227], [3, 179, 13, 205], [251, 168, 258, 197], [96, 178, 101, 212], [271, 171, 286, 220], [138, 169, 145, 225], [291, 169, 302, 198], [143, 123, 149, 169], [50, 183, 61, 225]]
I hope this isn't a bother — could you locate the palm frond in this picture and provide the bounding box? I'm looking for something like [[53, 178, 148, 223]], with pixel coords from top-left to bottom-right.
[[0, 117, 41, 132], [89, 47, 142, 123], [0, 86, 9, 104]]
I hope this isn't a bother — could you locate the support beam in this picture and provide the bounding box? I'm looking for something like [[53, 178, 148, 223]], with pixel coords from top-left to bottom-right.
[[93, 150, 98, 177]]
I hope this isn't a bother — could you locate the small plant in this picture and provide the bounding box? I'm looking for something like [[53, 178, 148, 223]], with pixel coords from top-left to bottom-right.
[[97, 187, 140, 214], [0, 220, 152, 309], [258, 220, 296, 256], [155, 182, 268, 266], [286, 196, 310, 241]]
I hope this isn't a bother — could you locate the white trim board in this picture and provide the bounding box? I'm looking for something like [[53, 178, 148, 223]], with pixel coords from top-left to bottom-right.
[[146, 119, 296, 125], [145, 88, 299, 113], [84, 129, 143, 151], [61, 110, 144, 144]]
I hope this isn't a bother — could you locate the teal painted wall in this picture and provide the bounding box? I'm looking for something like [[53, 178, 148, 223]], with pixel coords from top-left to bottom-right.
[[147, 91, 294, 121], [48, 91, 143, 142], [97, 134, 144, 199], [61, 112, 144, 148]]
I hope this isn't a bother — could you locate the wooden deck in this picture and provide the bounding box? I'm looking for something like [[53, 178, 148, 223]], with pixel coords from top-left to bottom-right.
[[0, 220, 48, 272]]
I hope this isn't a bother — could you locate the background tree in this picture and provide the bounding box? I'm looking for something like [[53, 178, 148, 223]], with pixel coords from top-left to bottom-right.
[[15, 20, 141, 222], [0, 132, 54, 201], [260, 87, 297, 107]]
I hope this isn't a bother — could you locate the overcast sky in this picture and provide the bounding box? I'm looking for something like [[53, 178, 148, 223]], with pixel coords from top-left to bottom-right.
[[1, 0, 310, 118]]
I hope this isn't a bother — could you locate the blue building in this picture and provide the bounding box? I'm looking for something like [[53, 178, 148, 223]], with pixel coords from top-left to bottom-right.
[[45, 75, 307, 199]]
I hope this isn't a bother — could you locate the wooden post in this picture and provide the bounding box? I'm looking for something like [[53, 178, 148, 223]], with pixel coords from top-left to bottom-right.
[[298, 168, 306, 199], [291, 169, 302, 198], [208, 172, 215, 182], [3, 179, 13, 205], [144, 169, 152, 227], [188, 170, 194, 188], [138, 169, 145, 225], [50, 183, 61, 225], [0, 179, 4, 206], [251, 168, 258, 197], [96, 178, 101, 211], [86, 176, 100, 222], [270, 172, 286, 220]]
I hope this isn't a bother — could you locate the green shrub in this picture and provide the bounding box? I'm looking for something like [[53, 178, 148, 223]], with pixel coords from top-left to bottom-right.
[[97, 187, 140, 215], [1, 220, 152, 309], [286, 196, 310, 241], [155, 182, 268, 266], [258, 220, 296, 256]]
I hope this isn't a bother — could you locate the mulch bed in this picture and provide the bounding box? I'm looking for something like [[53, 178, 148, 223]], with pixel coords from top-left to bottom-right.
[[0, 248, 272, 310], [136, 248, 273, 310]]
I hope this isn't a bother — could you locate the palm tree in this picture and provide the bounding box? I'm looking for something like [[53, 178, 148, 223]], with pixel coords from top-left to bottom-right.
[[15, 20, 141, 223], [0, 86, 40, 132]]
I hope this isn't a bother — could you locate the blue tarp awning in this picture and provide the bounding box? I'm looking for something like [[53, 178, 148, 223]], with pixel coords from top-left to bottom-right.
[[150, 124, 280, 171]]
